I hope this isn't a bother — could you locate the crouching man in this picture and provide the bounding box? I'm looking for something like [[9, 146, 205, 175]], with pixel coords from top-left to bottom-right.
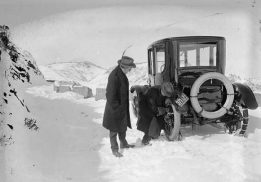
[[135, 82, 175, 145]]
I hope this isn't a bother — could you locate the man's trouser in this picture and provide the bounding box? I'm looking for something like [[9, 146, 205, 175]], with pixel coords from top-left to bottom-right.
[[148, 116, 162, 139], [109, 131, 128, 152]]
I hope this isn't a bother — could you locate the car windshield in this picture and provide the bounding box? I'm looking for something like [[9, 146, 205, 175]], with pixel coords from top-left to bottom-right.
[[179, 42, 217, 67]]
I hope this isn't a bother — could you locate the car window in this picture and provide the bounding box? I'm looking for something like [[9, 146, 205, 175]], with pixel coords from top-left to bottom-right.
[[179, 42, 217, 67], [155, 45, 165, 73], [148, 49, 153, 74]]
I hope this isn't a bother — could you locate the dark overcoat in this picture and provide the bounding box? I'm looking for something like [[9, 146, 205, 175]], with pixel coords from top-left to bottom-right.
[[137, 87, 166, 133], [103, 65, 132, 132]]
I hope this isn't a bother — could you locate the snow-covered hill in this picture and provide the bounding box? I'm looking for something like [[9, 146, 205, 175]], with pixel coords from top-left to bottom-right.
[[39, 61, 106, 83], [87, 62, 148, 89], [39, 61, 149, 92], [0, 25, 45, 145]]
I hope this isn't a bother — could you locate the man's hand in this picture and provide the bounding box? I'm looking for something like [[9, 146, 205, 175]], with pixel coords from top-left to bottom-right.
[[157, 107, 166, 116], [165, 98, 173, 106], [130, 86, 135, 93]]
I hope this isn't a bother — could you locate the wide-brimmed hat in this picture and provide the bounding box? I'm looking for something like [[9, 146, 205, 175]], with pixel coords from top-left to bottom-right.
[[161, 82, 174, 97], [118, 56, 136, 69]]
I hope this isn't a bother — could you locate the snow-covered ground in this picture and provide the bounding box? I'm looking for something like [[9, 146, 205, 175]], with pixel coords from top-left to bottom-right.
[[1, 0, 261, 181], [2, 84, 261, 182]]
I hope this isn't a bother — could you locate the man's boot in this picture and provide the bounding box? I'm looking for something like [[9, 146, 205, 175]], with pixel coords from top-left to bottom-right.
[[142, 134, 151, 145], [119, 131, 135, 149], [112, 150, 123, 157]]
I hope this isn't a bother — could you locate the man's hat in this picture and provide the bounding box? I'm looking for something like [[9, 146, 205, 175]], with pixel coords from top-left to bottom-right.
[[161, 82, 174, 97], [118, 56, 136, 68]]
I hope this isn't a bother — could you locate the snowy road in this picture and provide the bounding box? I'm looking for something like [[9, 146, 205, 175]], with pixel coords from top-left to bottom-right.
[[5, 85, 108, 182], [3, 84, 261, 182]]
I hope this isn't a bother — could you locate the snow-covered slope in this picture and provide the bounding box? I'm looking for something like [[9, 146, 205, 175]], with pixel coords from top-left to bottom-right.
[[0, 25, 45, 145], [87, 62, 148, 89], [39, 61, 149, 92], [39, 61, 106, 83], [127, 62, 148, 86]]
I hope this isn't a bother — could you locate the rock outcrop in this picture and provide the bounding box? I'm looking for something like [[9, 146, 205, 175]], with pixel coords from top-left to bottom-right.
[[0, 25, 44, 145]]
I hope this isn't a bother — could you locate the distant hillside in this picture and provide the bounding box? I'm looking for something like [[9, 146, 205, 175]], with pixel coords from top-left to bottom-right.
[[39, 59, 261, 95], [87, 62, 148, 89], [39, 61, 107, 84], [39, 62, 148, 91]]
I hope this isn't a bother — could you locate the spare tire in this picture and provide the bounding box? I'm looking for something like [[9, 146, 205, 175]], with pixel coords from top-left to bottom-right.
[[190, 72, 234, 119]]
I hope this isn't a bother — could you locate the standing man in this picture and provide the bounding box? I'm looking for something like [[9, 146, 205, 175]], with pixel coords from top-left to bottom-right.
[[103, 56, 136, 157]]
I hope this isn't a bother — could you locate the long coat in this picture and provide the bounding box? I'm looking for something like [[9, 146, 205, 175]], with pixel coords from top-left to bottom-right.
[[137, 87, 166, 134], [103, 65, 132, 132]]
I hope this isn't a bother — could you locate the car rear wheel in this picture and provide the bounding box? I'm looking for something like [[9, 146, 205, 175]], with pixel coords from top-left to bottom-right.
[[224, 105, 249, 136]]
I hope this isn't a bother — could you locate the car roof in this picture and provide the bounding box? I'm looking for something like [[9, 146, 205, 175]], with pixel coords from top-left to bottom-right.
[[148, 36, 225, 49]]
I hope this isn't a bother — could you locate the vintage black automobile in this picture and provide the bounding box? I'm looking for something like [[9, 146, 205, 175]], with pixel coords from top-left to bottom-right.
[[131, 36, 258, 140]]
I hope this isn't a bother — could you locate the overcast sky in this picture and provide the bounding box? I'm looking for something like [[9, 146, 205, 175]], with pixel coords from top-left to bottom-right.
[[1, 0, 176, 27], [1, 0, 261, 78], [1, 0, 250, 28]]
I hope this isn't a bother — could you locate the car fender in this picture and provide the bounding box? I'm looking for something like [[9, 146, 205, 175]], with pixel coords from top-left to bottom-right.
[[233, 83, 258, 109]]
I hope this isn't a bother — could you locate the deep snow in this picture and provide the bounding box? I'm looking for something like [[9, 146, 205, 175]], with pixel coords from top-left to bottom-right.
[[1, 84, 261, 182]]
